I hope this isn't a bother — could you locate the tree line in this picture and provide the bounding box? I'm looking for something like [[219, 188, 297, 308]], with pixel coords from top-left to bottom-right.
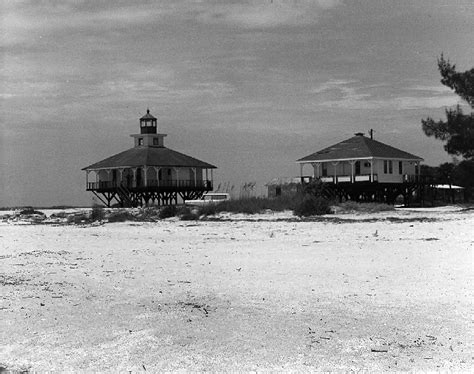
[[421, 54, 474, 200]]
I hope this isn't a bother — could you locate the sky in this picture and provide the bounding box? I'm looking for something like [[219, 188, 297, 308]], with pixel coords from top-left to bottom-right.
[[1, 0, 473, 207]]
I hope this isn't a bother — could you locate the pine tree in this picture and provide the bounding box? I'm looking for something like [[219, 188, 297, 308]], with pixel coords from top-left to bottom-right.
[[421, 55, 474, 160]]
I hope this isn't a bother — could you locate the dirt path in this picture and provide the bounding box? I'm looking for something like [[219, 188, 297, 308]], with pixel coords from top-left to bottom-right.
[[1, 210, 473, 371]]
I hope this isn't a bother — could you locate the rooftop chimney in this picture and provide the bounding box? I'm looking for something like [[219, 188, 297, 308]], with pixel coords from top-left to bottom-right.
[[354, 132, 364, 137]]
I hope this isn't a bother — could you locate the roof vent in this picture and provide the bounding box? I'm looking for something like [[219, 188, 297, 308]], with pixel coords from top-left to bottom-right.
[[354, 132, 364, 136]]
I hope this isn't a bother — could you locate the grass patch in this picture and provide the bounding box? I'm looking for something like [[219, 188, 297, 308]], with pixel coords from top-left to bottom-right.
[[198, 196, 301, 215], [335, 201, 395, 213]]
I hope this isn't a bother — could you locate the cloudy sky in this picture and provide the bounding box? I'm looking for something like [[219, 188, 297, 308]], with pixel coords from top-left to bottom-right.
[[1, 0, 473, 206]]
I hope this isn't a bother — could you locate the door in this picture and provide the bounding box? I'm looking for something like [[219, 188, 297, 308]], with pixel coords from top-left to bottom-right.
[[355, 161, 361, 175], [136, 168, 142, 187]]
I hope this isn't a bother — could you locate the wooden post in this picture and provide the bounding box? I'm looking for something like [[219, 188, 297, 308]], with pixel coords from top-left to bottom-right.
[[144, 166, 147, 187], [349, 160, 355, 183], [132, 168, 137, 188], [332, 162, 339, 184], [154, 166, 161, 187], [370, 160, 374, 182], [106, 169, 111, 187], [86, 170, 90, 189], [192, 167, 196, 187]]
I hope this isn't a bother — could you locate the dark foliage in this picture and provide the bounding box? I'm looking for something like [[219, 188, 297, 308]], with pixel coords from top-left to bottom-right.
[[421, 160, 474, 202], [158, 205, 177, 219], [421, 55, 474, 160], [90, 204, 105, 221], [293, 195, 331, 217], [108, 211, 136, 222], [438, 55, 474, 107], [19, 207, 44, 215], [178, 206, 199, 221]]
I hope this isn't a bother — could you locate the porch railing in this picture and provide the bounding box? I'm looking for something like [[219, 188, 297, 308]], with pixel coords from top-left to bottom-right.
[[87, 179, 212, 190], [319, 174, 379, 183]]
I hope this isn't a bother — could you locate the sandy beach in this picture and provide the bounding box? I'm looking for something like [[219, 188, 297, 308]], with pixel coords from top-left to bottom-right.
[[1, 207, 473, 371]]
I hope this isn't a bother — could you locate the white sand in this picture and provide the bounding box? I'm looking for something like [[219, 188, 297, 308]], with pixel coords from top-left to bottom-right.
[[0, 208, 473, 371]]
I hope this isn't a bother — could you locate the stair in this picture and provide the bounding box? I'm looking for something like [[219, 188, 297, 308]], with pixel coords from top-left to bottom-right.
[[117, 184, 134, 207]]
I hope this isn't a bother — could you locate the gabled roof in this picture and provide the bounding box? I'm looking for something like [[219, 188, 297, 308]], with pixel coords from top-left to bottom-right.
[[297, 135, 423, 163], [82, 146, 217, 170]]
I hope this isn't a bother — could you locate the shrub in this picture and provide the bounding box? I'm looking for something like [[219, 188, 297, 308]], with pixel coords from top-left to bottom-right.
[[178, 206, 199, 221], [158, 205, 177, 219], [293, 195, 331, 217], [19, 207, 44, 215], [198, 203, 219, 216], [196, 196, 301, 215], [90, 204, 105, 221], [108, 211, 136, 222], [135, 207, 161, 221]]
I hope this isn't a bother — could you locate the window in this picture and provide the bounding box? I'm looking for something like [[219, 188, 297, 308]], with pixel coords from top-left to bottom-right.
[[138, 138, 144, 146], [275, 186, 282, 196], [399, 161, 403, 174], [384, 160, 393, 174]]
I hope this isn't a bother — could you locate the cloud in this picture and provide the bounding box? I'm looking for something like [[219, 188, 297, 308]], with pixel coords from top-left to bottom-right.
[[322, 95, 461, 110], [311, 79, 462, 110], [195, 0, 341, 28], [2, 0, 342, 47], [1, 1, 174, 46], [407, 85, 453, 94]]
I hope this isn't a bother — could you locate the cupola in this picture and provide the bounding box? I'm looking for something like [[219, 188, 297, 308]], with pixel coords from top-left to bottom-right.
[[131, 110, 167, 147], [139, 109, 157, 134]]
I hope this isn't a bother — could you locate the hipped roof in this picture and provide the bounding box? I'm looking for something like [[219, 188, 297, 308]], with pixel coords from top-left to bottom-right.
[[140, 109, 156, 120], [298, 135, 423, 163], [82, 146, 217, 170]]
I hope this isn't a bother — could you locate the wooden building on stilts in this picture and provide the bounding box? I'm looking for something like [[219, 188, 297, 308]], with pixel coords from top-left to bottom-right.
[[82, 110, 216, 207], [296, 132, 425, 205]]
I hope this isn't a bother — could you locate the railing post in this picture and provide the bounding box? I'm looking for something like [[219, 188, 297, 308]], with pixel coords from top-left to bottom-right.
[[86, 170, 90, 189], [332, 162, 339, 184], [370, 160, 374, 182], [349, 160, 356, 183]]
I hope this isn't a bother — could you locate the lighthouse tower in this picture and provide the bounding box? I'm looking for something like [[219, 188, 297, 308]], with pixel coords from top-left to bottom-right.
[[82, 109, 216, 207], [130, 109, 167, 147]]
